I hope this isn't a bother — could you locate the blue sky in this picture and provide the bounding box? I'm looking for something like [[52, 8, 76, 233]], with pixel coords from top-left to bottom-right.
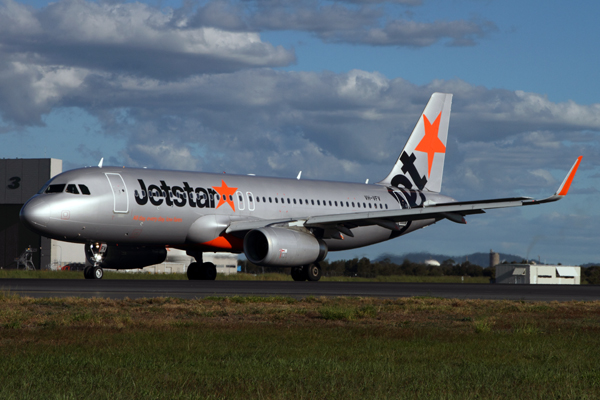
[[1, 0, 599, 264]]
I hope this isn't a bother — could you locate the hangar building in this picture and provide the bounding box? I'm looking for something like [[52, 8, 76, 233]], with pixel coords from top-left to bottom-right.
[[496, 264, 580, 284], [1, 158, 85, 269]]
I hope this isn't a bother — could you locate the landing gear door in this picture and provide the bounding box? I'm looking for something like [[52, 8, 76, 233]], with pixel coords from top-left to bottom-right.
[[105, 173, 129, 213]]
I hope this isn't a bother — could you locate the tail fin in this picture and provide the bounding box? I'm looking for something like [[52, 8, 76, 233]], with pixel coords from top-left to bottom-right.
[[378, 92, 453, 193]]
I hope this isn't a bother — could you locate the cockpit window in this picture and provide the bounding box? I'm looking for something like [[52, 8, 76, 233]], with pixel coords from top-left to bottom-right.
[[66, 184, 80, 194], [79, 185, 91, 195], [45, 184, 66, 193], [37, 178, 53, 194]]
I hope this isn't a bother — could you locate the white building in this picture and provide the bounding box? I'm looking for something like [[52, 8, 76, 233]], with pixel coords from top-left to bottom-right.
[[495, 264, 580, 284]]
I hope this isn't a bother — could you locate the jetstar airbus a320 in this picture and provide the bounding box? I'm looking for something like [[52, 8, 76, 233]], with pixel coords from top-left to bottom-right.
[[20, 93, 582, 281]]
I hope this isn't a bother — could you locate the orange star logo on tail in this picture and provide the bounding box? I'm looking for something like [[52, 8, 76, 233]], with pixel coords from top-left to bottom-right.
[[212, 180, 238, 211], [414, 112, 446, 178]]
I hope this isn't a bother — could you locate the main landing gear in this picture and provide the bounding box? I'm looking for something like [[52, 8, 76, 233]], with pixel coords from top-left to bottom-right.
[[291, 263, 322, 282], [187, 262, 217, 280]]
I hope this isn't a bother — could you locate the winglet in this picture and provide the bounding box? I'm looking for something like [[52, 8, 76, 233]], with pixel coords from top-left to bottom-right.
[[556, 156, 582, 196], [528, 156, 582, 204]]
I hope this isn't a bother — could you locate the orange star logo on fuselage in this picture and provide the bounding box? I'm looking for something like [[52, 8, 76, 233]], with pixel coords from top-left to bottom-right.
[[414, 112, 446, 178], [212, 180, 238, 211]]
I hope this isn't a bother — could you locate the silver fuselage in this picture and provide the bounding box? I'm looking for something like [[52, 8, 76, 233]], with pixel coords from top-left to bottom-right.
[[20, 167, 453, 253]]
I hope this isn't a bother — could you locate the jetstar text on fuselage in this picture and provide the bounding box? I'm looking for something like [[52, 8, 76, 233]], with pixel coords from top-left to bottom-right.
[[134, 179, 238, 211]]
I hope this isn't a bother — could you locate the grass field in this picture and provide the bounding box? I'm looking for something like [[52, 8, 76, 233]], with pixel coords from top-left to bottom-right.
[[0, 269, 491, 283], [1, 293, 600, 399]]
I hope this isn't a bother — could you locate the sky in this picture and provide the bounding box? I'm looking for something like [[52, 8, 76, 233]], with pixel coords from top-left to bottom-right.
[[1, 0, 599, 265]]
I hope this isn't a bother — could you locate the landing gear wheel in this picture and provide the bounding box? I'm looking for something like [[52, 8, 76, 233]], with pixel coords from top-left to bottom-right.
[[187, 262, 201, 280], [291, 266, 307, 281], [83, 266, 93, 279], [306, 263, 322, 282], [201, 262, 217, 280], [93, 267, 104, 280]]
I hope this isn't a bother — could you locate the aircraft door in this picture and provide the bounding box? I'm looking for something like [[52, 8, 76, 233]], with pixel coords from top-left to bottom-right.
[[105, 173, 129, 213], [236, 191, 245, 211], [246, 192, 255, 211]]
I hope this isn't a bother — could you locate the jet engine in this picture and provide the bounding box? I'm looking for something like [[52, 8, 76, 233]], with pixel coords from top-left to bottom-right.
[[243, 227, 327, 267], [85, 244, 167, 270]]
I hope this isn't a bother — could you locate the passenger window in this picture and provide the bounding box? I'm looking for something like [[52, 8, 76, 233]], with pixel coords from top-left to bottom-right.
[[269, 197, 272, 203], [275, 198, 278, 203], [346, 202, 349, 207], [293, 199, 296, 204], [239, 195, 243, 201], [352, 202, 355, 207], [323, 200, 326, 206], [369, 203, 372, 209], [385, 204, 388, 209], [363, 203, 366, 208], [281, 198, 284, 203], [45, 184, 66, 193], [256, 196, 260, 203], [299, 199, 302, 205], [249, 196, 253, 202], [311, 200, 314, 205], [317, 200, 320, 206], [79, 185, 91, 195], [263, 197, 266, 202], [329, 201, 332, 206], [287, 198, 290, 204]]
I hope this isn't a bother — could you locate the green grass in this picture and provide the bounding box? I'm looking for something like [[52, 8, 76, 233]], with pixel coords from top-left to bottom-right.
[[2, 326, 599, 399], [0, 269, 491, 283], [1, 296, 600, 398]]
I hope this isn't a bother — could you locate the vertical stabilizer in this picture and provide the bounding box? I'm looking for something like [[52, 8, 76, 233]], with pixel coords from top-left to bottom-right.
[[377, 93, 452, 193]]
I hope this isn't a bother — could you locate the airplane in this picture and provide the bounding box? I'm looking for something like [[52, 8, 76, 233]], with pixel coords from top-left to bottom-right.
[[19, 93, 582, 281]]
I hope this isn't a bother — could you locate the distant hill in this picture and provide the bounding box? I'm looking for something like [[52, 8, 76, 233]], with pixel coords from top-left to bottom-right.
[[581, 263, 600, 268], [375, 252, 527, 267]]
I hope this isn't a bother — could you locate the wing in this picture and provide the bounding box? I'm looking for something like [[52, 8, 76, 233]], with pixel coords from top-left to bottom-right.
[[226, 157, 582, 236]]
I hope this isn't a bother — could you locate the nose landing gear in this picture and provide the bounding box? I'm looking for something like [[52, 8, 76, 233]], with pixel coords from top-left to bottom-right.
[[84, 242, 106, 280], [83, 266, 104, 280]]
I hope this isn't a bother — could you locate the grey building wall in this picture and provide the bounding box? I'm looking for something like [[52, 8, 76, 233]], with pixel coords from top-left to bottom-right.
[[0, 159, 62, 269]]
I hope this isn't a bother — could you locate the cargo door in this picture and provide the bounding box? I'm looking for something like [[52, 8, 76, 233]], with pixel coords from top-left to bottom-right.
[[105, 173, 129, 213]]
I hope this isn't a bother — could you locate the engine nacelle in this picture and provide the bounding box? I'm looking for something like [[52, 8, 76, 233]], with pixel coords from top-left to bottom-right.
[[243, 227, 327, 267], [85, 244, 167, 270]]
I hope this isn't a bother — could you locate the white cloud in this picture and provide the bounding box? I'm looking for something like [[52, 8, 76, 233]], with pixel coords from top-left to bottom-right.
[[188, 0, 496, 47], [0, 0, 295, 79]]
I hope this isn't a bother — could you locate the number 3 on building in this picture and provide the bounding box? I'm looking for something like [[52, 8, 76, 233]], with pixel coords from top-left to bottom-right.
[[8, 176, 20, 189]]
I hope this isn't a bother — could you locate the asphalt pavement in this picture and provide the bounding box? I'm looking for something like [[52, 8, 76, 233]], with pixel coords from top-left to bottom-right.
[[1, 279, 599, 301]]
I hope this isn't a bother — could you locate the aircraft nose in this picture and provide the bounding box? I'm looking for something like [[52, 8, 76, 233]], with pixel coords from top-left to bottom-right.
[[20, 197, 50, 229]]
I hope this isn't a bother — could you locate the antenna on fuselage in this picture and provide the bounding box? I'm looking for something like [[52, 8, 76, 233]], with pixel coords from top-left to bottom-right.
[[98, 158, 104, 168], [297, 171, 302, 180]]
